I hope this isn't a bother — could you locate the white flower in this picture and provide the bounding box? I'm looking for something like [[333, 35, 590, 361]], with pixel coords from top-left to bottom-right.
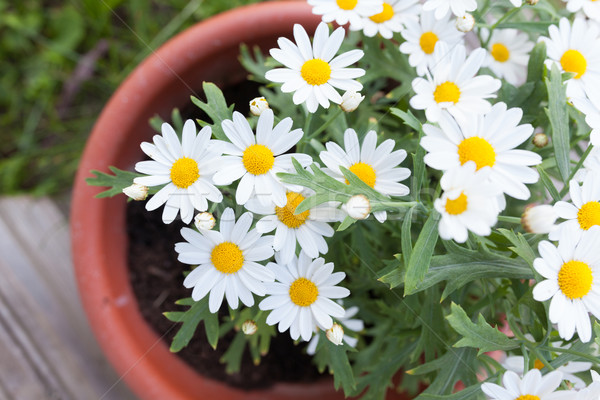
[[551, 173, 600, 244], [571, 95, 600, 146], [481, 370, 569, 400], [572, 381, 600, 400], [259, 252, 350, 342], [194, 212, 215, 231], [399, 10, 464, 77], [212, 109, 311, 207], [410, 43, 501, 124], [340, 90, 365, 112], [421, 102, 541, 200], [539, 18, 600, 100], [122, 182, 148, 201], [307, 0, 384, 30], [265, 22, 365, 113], [175, 208, 275, 313], [344, 194, 371, 220], [306, 303, 364, 355], [455, 13, 475, 33], [511, 0, 522, 6], [319, 128, 411, 222], [249, 97, 269, 116], [434, 162, 501, 243], [482, 28, 534, 86], [134, 120, 223, 224], [522, 205, 558, 234], [503, 355, 592, 389], [422, 0, 477, 19], [241, 320, 258, 335], [326, 323, 344, 345], [532, 226, 600, 342], [563, 0, 600, 21], [356, 0, 421, 39], [245, 189, 345, 265]]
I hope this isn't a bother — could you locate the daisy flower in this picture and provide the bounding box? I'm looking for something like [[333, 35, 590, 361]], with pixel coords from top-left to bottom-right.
[[422, 0, 477, 19], [573, 381, 600, 400], [434, 162, 501, 243], [265, 22, 365, 113], [244, 189, 345, 264], [212, 109, 311, 207], [355, 0, 421, 39], [481, 369, 569, 400], [175, 208, 275, 313], [307, 0, 384, 30], [481, 28, 534, 86], [539, 18, 600, 100], [410, 43, 501, 124], [571, 94, 600, 146], [503, 355, 592, 389], [259, 251, 350, 342], [399, 10, 464, 76], [532, 225, 600, 342], [319, 128, 411, 222], [134, 120, 223, 224], [550, 173, 600, 244], [563, 0, 600, 22], [306, 302, 364, 355], [420, 102, 542, 200]]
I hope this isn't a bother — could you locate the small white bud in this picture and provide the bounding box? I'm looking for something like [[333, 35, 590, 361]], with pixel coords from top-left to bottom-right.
[[122, 183, 148, 201], [455, 13, 475, 33], [241, 320, 258, 335], [526, 0, 538, 5], [194, 212, 216, 231], [326, 323, 344, 346], [345, 195, 371, 220], [340, 91, 365, 112], [532, 132, 549, 148], [249, 97, 269, 116], [521, 205, 558, 234]]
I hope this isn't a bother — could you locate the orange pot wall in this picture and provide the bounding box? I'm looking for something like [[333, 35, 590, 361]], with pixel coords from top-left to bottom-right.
[[71, 2, 412, 399]]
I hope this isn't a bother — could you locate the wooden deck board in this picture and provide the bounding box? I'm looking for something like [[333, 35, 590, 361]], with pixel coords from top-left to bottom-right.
[[0, 196, 136, 400]]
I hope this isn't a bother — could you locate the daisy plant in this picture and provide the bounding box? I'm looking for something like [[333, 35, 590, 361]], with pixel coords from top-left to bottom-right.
[[88, 1, 600, 399]]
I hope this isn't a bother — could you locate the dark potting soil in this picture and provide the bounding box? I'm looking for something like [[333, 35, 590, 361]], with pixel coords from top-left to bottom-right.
[[126, 198, 323, 389]]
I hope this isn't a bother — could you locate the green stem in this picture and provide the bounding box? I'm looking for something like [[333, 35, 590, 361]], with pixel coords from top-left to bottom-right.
[[306, 108, 343, 140], [497, 216, 522, 224], [538, 345, 600, 365], [558, 144, 594, 198]]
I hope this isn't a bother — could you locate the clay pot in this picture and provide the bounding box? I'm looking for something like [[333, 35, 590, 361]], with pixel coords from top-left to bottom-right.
[[71, 2, 412, 399]]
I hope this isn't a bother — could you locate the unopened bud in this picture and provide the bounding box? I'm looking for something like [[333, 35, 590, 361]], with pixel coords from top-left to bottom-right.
[[340, 91, 365, 112], [194, 212, 216, 231], [455, 13, 475, 32], [326, 323, 344, 346], [249, 97, 269, 116], [532, 132, 549, 148], [526, 0, 538, 5], [345, 195, 371, 220], [122, 183, 148, 201], [241, 320, 258, 335], [521, 204, 557, 234]]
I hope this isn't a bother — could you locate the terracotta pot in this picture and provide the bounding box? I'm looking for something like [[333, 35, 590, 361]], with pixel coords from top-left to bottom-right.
[[71, 2, 413, 399]]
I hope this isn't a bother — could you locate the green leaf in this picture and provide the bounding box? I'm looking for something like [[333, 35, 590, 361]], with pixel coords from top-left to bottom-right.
[[527, 42, 547, 83], [220, 330, 246, 374], [545, 64, 571, 182], [410, 348, 478, 396], [446, 303, 518, 355], [404, 211, 440, 296], [417, 383, 483, 400], [338, 215, 358, 231], [164, 296, 219, 352], [497, 229, 537, 267], [401, 206, 415, 267], [324, 340, 357, 394], [496, 21, 553, 34], [86, 166, 142, 198], [536, 165, 561, 202], [191, 82, 234, 141]]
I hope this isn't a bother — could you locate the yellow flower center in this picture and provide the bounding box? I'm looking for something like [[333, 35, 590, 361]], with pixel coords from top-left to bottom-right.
[[347, 162, 377, 187], [533, 359, 545, 370], [491, 43, 510, 62], [445, 192, 468, 215], [300, 59, 331, 86], [170, 157, 200, 189], [457, 137, 496, 170], [577, 201, 600, 230], [560, 49, 587, 79], [515, 396, 540, 400], [242, 144, 275, 175], [336, 0, 357, 10], [275, 192, 310, 228], [433, 81, 461, 104], [558, 260, 593, 300], [289, 277, 319, 307], [419, 31, 439, 54], [369, 2, 394, 23], [211, 242, 244, 274]]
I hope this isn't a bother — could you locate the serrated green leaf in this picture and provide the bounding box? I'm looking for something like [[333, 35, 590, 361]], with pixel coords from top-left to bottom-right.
[[167, 296, 219, 353], [410, 348, 477, 395], [497, 229, 536, 267], [416, 383, 483, 400], [86, 166, 142, 198], [404, 211, 440, 296], [324, 340, 357, 394], [545, 64, 570, 183], [220, 330, 246, 374], [446, 303, 517, 355], [191, 82, 233, 141]]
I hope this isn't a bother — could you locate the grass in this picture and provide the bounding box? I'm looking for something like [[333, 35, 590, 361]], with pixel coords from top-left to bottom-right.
[[0, 0, 261, 195]]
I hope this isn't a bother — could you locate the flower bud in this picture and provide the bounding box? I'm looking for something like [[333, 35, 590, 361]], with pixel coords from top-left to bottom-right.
[[194, 212, 216, 231], [521, 204, 557, 234], [249, 97, 269, 116], [455, 13, 475, 33], [326, 323, 344, 346], [340, 91, 365, 112], [241, 320, 258, 335], [122, 183, 148, 201], [526, 0, 538, 5], [532, 132, 548, 148], [345, 195, 371, 220]]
